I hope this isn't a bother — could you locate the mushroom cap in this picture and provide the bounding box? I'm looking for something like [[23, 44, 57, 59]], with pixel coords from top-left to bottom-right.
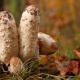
[[19, 5, 39, 61], [0, 11, 15, 24], [38, 32, 58, 55], [0, 11, 19, 64], [23, 5, 40, 23]]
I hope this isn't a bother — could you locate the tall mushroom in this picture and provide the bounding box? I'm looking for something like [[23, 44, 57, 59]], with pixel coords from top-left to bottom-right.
[[0, 11, 19, 65], [19, 5, 40, 61]]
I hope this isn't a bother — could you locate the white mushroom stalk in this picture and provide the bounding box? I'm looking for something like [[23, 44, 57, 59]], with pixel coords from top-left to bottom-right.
[[0, 11, 19, 65], [19, 5, 40, 61]]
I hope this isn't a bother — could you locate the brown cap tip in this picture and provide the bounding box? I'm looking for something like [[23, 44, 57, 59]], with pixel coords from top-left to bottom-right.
[[25, 0, 39, 6]]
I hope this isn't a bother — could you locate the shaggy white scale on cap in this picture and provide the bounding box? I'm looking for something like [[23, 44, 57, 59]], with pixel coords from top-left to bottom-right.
[[0, 11, 19, 64], [19, 5, 40, 61], [38, 32, 58, 55]]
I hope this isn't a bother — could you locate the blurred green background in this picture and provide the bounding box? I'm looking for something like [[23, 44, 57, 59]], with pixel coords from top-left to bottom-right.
[[1, 0, 80, 59]]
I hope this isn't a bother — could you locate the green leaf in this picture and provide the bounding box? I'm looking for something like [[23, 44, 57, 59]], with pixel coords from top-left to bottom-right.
[[66, 47, 75, 59]]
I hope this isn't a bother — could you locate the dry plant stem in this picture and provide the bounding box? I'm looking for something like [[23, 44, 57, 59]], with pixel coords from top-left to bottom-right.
[[0, 11, 19, 65], [37, 73, 66, 79], [19, 5, 40, 61]]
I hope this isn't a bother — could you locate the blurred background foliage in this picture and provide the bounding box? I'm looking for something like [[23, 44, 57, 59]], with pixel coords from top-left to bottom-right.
[[2, 0, 80, 59]]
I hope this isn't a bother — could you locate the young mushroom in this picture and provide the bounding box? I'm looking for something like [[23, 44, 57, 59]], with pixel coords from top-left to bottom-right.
[[8, 57, 24, 74], [38, 32, 58, 55], [19, 5, 40, 61], [0, 11, 19, 65]]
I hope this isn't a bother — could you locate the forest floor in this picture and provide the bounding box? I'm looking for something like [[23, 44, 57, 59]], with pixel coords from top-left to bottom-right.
[[0, 55, 80, 80]]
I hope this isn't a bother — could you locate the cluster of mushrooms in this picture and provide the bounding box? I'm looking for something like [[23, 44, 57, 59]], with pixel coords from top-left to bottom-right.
[[0, 5, 58, 74]]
